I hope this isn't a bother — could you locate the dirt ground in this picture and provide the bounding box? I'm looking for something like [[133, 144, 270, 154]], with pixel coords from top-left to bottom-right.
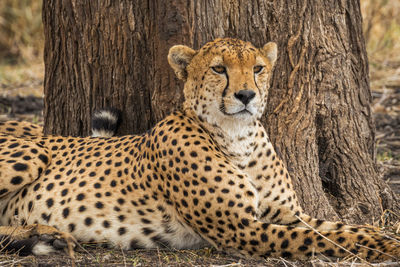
[[370, 57, 400, 196], [3, 246, 400, 267], [0, 246, 311, 267]]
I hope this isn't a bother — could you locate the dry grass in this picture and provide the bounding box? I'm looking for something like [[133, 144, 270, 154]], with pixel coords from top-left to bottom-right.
[[0, 0, 44, 95], [0, 62, 43, 97], [0, 246, 399, 267], [361, 0, 400, 62], [361, 0, 400, 92], [0, 0, 43, 64]]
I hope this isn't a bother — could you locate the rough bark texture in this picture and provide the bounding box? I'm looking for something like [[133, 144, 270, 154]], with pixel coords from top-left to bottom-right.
[[42, 0, 399, 223]]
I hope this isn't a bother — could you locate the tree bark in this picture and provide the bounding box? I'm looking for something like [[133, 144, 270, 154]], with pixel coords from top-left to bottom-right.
[[42, 0, 399, 223]]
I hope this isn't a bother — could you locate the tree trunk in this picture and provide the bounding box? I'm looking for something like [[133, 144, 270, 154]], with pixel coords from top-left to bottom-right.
[[42, 0, 399, 223]]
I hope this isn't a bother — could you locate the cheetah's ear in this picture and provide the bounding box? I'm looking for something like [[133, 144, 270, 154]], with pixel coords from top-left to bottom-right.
[[168, 45, 197, 81], [261, 42, 277, 66]]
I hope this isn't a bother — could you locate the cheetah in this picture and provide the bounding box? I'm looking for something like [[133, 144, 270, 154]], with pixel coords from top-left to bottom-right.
[[0, 38, 399, 261]]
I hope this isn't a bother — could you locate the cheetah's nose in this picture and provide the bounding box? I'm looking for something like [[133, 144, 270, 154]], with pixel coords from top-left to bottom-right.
[[234, 90, 256, 105]]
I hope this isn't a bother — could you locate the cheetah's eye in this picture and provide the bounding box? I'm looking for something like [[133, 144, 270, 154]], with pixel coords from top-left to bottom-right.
[[253, 65, 264, 74], [211, 65, 226, 74]]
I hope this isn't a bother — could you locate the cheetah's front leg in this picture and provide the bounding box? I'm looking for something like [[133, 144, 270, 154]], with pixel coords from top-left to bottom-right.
[[0, 224, 76, 257], [246, 127, 381, 233], [170, 157, 400, 261], [0, 136, 73, 257]]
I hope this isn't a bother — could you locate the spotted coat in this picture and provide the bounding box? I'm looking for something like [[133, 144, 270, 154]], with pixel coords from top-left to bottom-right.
[[0, 38, 398, 261]]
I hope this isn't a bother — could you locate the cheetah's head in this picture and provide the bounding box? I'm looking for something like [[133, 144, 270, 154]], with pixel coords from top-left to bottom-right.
[[168, 38, 277, 127]]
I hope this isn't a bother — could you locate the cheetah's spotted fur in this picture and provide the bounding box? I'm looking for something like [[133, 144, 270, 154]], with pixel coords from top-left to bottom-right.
[[0, 38, 399, 261]]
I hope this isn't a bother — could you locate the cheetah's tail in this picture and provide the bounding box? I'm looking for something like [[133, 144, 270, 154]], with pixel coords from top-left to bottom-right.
[[91, 108, 121, 137]]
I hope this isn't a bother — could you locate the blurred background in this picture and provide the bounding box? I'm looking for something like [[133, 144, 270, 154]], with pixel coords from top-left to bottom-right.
[[0, 0, 43, 96], [0, 0, 399, 190]]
